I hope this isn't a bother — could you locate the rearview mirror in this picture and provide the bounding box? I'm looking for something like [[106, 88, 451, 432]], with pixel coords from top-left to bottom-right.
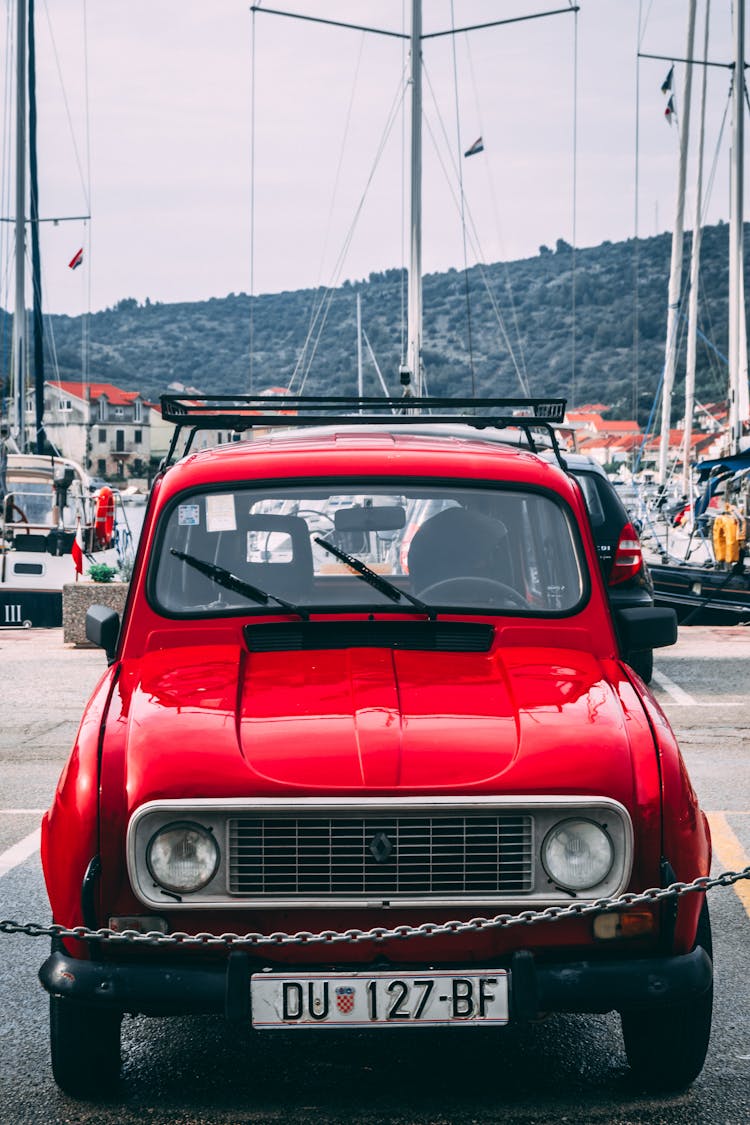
[[334, 505, 406, 532]]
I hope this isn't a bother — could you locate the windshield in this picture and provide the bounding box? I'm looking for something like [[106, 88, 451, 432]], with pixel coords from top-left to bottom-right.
[[151, 482, 585, 617]]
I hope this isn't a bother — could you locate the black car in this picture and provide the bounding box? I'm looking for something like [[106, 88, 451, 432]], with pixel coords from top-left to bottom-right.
[[560, 454, 655, 682]]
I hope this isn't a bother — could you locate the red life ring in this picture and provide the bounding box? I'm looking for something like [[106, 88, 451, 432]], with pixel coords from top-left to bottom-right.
[[94, 487, 115, 548]]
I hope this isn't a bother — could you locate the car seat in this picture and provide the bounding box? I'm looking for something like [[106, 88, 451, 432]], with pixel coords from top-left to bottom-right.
[[406, 506, 510, 596], [231, 513, 315, 601]]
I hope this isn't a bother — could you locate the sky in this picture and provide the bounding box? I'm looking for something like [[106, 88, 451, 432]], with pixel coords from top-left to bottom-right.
[[0, 0, 741, 317]]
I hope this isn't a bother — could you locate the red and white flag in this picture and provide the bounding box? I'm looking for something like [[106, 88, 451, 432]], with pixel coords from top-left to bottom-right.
[[68, 247, 84, 271], [71, 520, 84, 577]]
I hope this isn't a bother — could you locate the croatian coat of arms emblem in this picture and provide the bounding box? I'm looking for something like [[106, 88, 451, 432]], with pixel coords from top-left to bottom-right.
[[335, 985, 356, 1014]]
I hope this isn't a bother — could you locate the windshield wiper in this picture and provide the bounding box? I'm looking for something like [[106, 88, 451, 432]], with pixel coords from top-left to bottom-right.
[[170, 548, 309, 619], [314, 537, 435, 619]]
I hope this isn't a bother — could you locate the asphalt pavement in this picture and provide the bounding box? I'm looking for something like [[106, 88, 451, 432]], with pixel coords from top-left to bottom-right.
[[0, 625, 749, 1124]]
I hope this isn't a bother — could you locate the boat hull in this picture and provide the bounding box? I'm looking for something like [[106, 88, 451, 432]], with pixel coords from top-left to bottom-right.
[[650, 562, 750, 625], [0, 587, 61, 628]]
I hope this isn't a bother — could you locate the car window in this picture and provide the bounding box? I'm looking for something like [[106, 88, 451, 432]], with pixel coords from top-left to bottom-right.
[[571, 472, 606, 528], [151, 482, 585, 617]]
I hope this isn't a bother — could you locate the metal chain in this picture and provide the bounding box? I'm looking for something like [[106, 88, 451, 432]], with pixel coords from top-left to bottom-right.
[[2, 866, 749, 948]]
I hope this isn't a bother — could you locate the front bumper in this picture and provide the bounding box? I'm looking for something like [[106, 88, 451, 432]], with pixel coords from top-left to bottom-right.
[[39, 946, 712, 1022]]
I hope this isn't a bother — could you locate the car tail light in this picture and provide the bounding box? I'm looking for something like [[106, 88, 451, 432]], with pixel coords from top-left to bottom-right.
[[609, 522, 643, 585]]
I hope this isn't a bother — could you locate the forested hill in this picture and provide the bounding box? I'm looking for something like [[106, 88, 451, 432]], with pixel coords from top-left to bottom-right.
[[2, 222, 740, 423]]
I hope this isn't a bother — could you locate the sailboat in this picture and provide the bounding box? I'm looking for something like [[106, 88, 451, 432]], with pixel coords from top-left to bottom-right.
[[0, 0, 126, 628], [644, 0, 750, 625]]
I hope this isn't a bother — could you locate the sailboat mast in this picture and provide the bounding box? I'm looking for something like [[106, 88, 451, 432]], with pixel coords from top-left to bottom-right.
[[28, 0, 46, 455], [406, 0, 423, 396], [356, 291, 364, 403], [13, 0, 27, 450], [682, 0, 711, 494], [657, 0, 696, 487], [728, 0, 746, 454]]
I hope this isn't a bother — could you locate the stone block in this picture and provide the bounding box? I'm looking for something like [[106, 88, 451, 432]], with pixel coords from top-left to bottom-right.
[[62, 582, 129, 646]]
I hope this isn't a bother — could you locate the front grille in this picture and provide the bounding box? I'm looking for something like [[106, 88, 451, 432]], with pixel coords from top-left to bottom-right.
[[227, 812, 533, 899]]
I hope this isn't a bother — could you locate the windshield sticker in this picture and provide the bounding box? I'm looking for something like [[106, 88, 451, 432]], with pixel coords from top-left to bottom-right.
[[177, 503, 200, 527], [206, 494, 237, 533]]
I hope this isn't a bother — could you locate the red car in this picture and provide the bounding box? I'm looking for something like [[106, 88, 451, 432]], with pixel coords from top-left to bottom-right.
[[39, 397, 712, 1098]]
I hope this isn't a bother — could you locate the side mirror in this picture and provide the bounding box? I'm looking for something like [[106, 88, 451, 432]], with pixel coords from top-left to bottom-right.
[[615, 606, 677, 653], [85, 605, 120, 663]]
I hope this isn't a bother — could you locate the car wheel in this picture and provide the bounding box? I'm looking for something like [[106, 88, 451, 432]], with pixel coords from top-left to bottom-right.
[[626, 649, 653, 683], [50, 994, 122, 1097], [620, 901, 713, 1091]]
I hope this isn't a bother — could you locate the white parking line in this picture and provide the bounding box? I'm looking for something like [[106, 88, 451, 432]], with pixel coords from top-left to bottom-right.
[[0, 828, 41, 878], [651, 670, 743, 707], [651, 670, 697, 705]]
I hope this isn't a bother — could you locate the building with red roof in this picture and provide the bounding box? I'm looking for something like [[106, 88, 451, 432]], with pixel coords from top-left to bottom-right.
[[43, 380, 150, 479]]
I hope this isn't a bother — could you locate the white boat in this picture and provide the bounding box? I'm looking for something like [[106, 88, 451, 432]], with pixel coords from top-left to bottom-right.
[[1, 452, 122, 628]]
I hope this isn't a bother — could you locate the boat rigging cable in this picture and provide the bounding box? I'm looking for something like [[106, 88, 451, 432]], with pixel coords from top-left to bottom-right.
[[1, 0, 94, 456], [420, 68, 531, 396], [682, 0, 711, 493], [41, 0, 94, 434], [290, 69, 408, 396], [632, 0, 645, 467], [248, 3, 256, 392], [400, 0, 407, 372], [464, 34, 529, 393], [571, 2, 579, 408], [288, 29, 371, 394], [448, 0, 476, 395], [658, 0, 697, 488], [290, 71, 408, 393], [0, 2, 13, 398], [28, 0, 45, 453], [250, 12, 411, 395], [250, 4, 577, 403], [632, 8, 733, 480]]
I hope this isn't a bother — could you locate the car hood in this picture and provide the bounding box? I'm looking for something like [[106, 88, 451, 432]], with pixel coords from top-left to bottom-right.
[[120, 639, 639, 808]]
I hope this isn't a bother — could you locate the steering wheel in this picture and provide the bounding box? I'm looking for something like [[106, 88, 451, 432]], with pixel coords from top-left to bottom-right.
[[417, 576, 527, 609], [6, 502, 29, 524]]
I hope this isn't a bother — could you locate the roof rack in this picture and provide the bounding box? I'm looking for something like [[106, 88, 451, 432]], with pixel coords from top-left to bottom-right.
[[160, 394, 568, 468]]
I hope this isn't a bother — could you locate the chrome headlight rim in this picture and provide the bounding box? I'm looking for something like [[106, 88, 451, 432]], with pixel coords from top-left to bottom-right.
[[541, 816, 615, 893], [145, 819, 220, 895]]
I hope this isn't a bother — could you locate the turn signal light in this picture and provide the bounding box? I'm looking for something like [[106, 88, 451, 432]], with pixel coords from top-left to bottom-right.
[[608, 522, 643, 585], [593, 910, 655, 940], [108, 915, 168, 935]]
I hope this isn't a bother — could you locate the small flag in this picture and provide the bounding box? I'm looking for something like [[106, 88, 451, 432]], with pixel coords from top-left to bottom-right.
[[664, 95, 677, 125], [68, 248, 84, 270], [463, 136, 484, 158], [660, 65, 674, 95], [71, 519, 84, 576]]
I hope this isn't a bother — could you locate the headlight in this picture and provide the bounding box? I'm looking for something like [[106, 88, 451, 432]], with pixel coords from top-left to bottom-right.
[[541, 818, 614, 892], [146, 821, 220, 894]]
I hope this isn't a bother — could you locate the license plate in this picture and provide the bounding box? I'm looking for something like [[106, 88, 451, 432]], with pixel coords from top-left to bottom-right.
[[251, 970, 509, 1028]]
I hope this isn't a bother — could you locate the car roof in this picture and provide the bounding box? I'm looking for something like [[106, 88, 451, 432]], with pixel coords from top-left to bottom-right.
[[261, 422, 607, 476], [159, 425, 583, 506]]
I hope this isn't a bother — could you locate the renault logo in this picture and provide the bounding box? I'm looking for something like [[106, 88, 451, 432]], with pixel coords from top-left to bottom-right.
[[369, 831, 394, 864]]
